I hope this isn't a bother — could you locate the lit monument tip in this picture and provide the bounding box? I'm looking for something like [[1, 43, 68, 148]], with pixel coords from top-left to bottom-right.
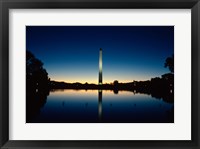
[[99, 48, 103, 85]]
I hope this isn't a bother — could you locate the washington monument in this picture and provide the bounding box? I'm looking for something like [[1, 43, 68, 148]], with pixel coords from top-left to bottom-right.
[[99, 48, 103, 85]]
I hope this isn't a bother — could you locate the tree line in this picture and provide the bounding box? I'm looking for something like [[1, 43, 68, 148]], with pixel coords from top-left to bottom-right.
[[26, 50, 174, 122]]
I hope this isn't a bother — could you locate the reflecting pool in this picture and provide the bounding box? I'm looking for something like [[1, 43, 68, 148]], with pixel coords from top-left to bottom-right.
[[28, 89, 174, 123]]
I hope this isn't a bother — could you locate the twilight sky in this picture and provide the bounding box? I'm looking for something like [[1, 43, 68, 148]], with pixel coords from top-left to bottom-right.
[[26, 26, 174, 84]]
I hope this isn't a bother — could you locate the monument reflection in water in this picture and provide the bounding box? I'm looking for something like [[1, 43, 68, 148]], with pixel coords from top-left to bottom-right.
[[28, 89, 174, 123], [27, 48, 174, 123]]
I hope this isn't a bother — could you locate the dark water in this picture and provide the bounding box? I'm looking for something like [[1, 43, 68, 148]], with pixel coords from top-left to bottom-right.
[[29, 89, 174, 123]]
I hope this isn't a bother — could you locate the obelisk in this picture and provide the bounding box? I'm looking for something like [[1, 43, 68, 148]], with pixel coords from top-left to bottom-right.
[[99, 48, 103, 85]]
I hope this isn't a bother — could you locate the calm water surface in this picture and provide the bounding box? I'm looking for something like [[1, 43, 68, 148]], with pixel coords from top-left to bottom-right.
[[31, 89, 174, 123]]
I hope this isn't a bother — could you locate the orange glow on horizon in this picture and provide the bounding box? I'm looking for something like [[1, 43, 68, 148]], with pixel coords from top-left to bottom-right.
[[51, 79, 150, 84], [50, 74, 156, 84]]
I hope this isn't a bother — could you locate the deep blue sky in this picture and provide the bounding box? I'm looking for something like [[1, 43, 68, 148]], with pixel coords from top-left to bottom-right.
[[26, 26, 174, 84]]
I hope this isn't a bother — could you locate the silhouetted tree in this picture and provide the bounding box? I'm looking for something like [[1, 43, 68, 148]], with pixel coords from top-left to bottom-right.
[[164, 55, 174, 73], [113, 80, 119, 86], [26, 50, 50, 122], [26, 50, 50, 91]]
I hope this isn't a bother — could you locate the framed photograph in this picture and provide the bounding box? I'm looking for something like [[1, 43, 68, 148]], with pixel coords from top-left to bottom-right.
[[0, 0, 199, 148]]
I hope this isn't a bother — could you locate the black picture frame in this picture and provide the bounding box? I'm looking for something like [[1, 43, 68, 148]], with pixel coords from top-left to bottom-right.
[[0, 0, 199, 148]]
